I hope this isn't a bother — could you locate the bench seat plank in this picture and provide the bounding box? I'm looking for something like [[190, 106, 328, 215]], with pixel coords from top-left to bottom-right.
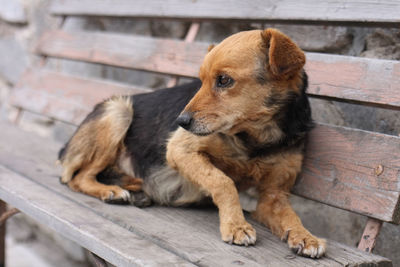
[[0, 168, 194, 267], [50, 0, 400, 27], [0, 122, 393, 266], [36, 30, 400, 110], [12, 70, 151, 124]]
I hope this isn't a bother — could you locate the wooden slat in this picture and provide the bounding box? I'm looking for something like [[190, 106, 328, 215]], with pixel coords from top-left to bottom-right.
[[0, 167, 194, 267], [36, 30, 400, 110], [358, 218, 383, 253], [36, 30, 205, 78], [0, 121, 392, 266], [50, 0, 400, 27], [294, 123, 400, 224], [305, 53, 400, 110], [11, 70, 151, 125], [167, 22, 201, 87]]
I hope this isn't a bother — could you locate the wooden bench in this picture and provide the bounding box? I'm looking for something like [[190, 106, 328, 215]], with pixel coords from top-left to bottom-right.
[[1, 0, 400, 266]]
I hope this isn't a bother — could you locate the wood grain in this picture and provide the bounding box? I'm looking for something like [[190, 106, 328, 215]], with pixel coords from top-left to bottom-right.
[[36, 30, 206, 78], [50, 0, 400, 27], [358, 218, 383, 253], [0, 121, 392, 266], [36, 30, 400, 110], [0, 166, 194, 267], [306, 53, 400, 110], [11, 70, 151, 125], [295, 123, 400, 224]]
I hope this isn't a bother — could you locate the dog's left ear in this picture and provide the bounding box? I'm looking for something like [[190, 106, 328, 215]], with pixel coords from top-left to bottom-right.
[[207, 44, 215, 52], [261, 28, 305, 77]]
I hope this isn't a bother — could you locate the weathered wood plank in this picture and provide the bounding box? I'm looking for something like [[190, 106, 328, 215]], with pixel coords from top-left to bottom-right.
[[36, 30, 205, 78], [295, 124, 400, 224], [305, 53, 400, 110], [358, 218, 383, 253], [50, 0, 400, 27], [11, 70, 151, 125], [36, 31, 400, 110], [0, 165, 194, 267], [0, 122, 392, 266]]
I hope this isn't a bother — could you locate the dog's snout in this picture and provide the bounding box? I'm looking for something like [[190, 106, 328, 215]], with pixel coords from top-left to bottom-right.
[[176, 112, 193, 130]]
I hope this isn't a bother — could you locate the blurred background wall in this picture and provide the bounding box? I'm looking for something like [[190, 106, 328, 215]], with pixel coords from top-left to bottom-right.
[[0, 0, 399, 266]]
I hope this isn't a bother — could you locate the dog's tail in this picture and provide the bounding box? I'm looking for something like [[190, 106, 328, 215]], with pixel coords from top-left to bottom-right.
[[59, 95, 134, 184]]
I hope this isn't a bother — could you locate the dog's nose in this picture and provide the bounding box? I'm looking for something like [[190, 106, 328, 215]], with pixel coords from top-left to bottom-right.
[[176, 112, 193, 130]]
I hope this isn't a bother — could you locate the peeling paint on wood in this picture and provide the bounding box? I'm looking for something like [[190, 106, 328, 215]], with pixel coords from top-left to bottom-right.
[[357, 218, 383, 253]]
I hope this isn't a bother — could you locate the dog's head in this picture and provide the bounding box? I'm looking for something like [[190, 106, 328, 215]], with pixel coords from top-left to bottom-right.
[[176, 28, 306, 137]]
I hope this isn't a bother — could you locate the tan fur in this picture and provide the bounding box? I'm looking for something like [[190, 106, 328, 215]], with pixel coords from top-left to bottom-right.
[[166, 29, 326, 256], [60, 96, 142, 201]]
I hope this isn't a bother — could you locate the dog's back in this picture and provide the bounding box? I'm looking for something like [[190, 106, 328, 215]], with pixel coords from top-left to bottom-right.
[[124, 80, 201, 178]]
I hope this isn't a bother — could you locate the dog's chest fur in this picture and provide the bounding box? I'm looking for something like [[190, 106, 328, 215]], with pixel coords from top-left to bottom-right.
[[199, 133, 287, 189]]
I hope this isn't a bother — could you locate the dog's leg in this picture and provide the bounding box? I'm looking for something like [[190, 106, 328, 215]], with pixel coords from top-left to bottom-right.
[[60, 156, 83, 184], [97, 165, 143, 191], [59, 95, 138, 203], [252, 153, 326, 258], [68, 162, 131, 203], [167, 135, 256, 246], [97, 165, 152, 207]]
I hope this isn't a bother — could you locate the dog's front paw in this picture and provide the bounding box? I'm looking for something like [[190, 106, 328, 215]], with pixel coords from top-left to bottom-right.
[[221, 221, 256, 246], [285, 229, 326, 258], [101, 186, 131, 204]]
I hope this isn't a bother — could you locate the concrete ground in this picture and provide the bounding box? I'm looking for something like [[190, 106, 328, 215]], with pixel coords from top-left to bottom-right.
[[5, 214, 89, 267], [7, 237, 54, 267]]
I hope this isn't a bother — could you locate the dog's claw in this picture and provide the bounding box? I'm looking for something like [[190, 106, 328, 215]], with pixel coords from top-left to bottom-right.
[[287, 229, 326, 258], [102, 188, 131, 204], [293, 242, 304, 255], [221, 222, 256, 246]]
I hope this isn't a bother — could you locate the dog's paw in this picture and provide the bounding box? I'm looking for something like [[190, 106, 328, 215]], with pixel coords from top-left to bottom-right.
[[221, 221, 256, 246], [285, 229, 326, 258], [101, 187, 131, 204], [60, 174, 72, 184], [130, 191, 153, 207]]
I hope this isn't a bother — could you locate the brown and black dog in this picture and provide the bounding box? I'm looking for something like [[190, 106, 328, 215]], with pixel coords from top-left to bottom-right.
[[58, 28, 326, 258]]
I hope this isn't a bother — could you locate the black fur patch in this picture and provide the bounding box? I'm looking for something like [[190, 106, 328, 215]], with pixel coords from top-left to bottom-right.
[[124, 80, 201, 178], [238, 72, 313, 158], [97, 166, 125, 186]]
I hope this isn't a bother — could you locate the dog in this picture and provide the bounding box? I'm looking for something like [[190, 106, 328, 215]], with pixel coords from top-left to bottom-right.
[[58, 28, 326, 258]]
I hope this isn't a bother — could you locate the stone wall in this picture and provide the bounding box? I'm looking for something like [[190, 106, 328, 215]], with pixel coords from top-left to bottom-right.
[[1, 0, 399, 266]]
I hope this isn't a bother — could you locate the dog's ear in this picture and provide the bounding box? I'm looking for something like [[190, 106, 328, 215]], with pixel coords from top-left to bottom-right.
[[261, 28, 305, 77], [207, 44, 215, 52]]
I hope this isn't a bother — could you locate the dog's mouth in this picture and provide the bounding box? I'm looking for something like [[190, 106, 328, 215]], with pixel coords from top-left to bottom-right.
[[190, 129, 214, 136], [188, 121, 228, 136]]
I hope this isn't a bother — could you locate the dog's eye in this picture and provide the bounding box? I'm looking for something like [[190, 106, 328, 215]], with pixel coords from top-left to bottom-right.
[[216, 75, 234, 88]]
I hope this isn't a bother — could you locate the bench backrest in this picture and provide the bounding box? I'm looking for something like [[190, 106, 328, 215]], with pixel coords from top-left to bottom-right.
[[10, 0, 400, 224]]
